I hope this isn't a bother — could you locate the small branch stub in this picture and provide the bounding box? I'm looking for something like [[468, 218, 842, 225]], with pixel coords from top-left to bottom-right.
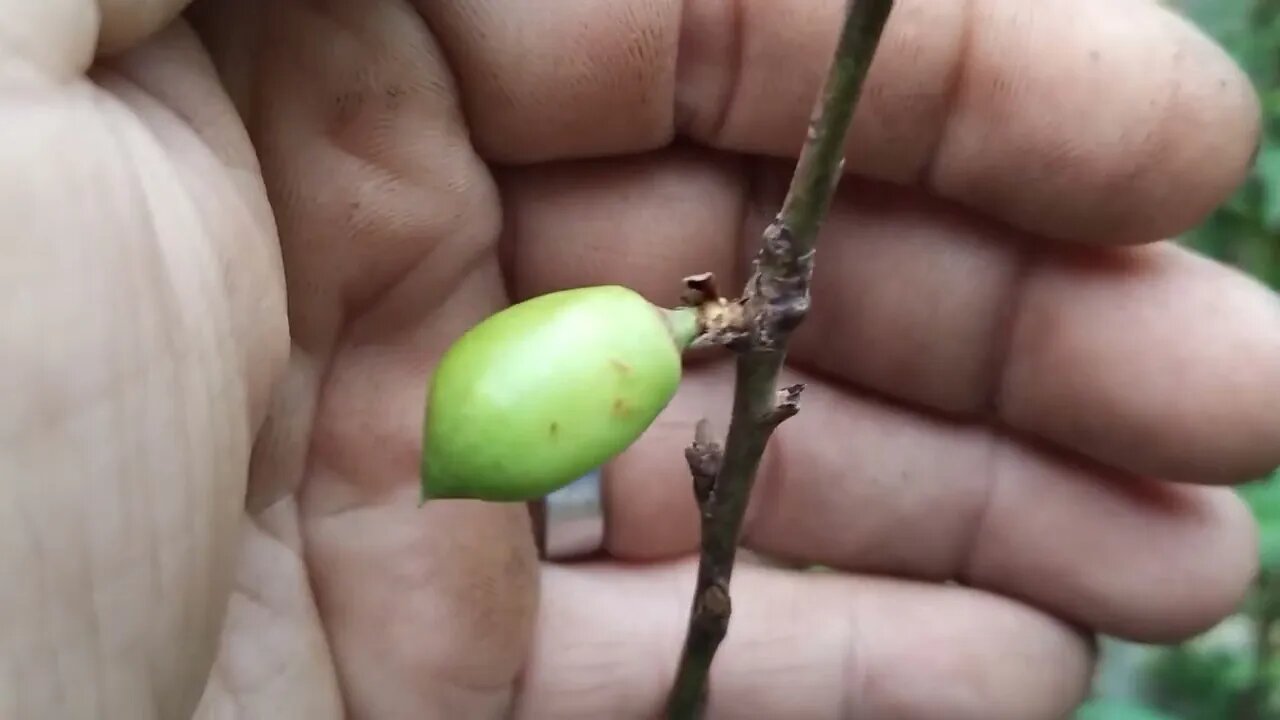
[[680, 272, 721, 306], [767, 383, 805, 425], [697, 582, 731, 634]]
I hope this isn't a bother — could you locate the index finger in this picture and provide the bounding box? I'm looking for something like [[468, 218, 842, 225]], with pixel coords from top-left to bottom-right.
[[414, 0, 1260, 243]]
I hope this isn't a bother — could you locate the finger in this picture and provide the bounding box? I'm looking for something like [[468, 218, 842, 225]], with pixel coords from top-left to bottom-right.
[[196, 1, 542, 717], [194, 0, 501, 354], [1, 0, 192, 80], [515, 560, 1093, 720], [419, 0, 1258, 243], [1, 19, 287, 720], [501, 148, 1280, 486], [96, 0, 193, 55], [500, 144, 748, 308], [602, 364, 1258, 642], [769, 169, 1280, 486], [194, 501, 343, 718], [299, 258, 540, 718], [997, 243, 1280, 486]]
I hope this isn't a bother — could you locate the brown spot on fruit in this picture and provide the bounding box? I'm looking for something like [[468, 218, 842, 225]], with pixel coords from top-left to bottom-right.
[[612, 398, 631, 416], [549, 421, 559, 437], [609, 359, 633, 376]]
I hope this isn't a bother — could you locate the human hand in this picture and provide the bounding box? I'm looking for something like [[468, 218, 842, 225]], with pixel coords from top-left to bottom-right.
[[5, 1, 1278, 718]]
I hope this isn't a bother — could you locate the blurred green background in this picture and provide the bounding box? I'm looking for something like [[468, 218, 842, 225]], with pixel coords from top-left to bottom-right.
[[1075, 1, 1280, 718]]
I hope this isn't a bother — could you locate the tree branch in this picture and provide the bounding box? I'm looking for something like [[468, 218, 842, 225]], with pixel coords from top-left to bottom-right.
[[665, 1, 896, 718]]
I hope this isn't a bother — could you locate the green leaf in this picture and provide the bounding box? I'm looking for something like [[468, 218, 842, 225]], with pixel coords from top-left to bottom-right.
[[1261, 528, 1280, 571], [1240, 472, 1280, 570], [1239, 474, 1280, 516], [1256, 144, 1280, 231], [1074, 699, 1178, 720], [1177, 0, 1253, 41]]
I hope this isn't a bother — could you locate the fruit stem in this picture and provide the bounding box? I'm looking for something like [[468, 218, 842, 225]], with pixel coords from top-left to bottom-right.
[[661, 305, 702, 351]]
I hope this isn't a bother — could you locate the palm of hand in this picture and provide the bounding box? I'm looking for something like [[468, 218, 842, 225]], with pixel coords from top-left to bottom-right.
[[6, 1, 1279, 719]]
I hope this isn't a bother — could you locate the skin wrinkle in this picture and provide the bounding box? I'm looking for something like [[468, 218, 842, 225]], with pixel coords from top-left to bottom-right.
[[954, 427, 1010, 589], [96, 19, 280, 712], [519, 563, 1092, 719], [493, 165, 522, 297], [102, 71, 263, 716], [105, 25, 269, 187], [73, 89, 147, 712], [924, 0, 1062, 215], [498, 144, 744, 309], [101, 29, 287, 391], [8, 78, 245, 712], [86, 84, 188, 720], [978, 242, 1037, 418], [673, 0, 743, 142], [838, 610, 866, 719], [412, 0, 682, 163], [206, 0, 494, 510], [225, 523, 310, 695], [13, 492, 49, 714], [306, 256, 507, 510], [224, 4, 347, 350], [194, 499, 341, 718], [915, 0, 972, 188], [283, 2, 492, 329], [100, 79, 234, 711], [336, 191, 501, 346], [4, 96, 174, 446], [11, 2, 304, 712], [242, 352, 325, 511]]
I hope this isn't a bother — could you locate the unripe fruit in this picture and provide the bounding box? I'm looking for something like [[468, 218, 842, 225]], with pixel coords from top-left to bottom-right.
[[420, 285, 700, 502]]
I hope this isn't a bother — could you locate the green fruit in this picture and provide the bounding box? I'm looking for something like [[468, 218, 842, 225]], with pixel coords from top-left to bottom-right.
[[420, 285, 700, 502]]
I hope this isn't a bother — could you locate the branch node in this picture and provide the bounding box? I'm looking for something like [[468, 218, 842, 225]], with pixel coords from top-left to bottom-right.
[[682, 272, 751, 350], [750, 222, 817, 350], [697, 581, 732, 624], [686, 419, 723, 506]]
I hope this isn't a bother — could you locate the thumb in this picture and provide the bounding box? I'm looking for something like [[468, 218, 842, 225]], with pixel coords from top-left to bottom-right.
[[3, 0, 193, 78]]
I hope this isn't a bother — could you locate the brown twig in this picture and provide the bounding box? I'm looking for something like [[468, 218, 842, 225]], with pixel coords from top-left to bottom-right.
[[664, 1, 896, 718]]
